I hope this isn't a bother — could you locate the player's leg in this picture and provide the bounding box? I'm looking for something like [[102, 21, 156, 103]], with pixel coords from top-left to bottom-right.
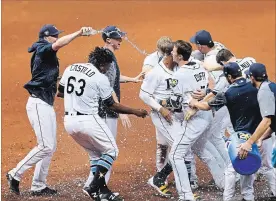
[[64, 114, 121, 199], [31, 106, 57, 193], [192, 138, 225, 189], [186, 149, 199, 190], [7, 97, 56, 194], [169, 111, 212, 200], [259, 137, 276, 196], [147, 111, 174, 197], [102, 117, 118, 184], [208, 108, 229, 167], [223, 160, 238, 201], [240, 174, 255, 201], [155, 128, 170, 172]]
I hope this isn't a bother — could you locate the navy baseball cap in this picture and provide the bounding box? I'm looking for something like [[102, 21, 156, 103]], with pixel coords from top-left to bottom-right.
[[190, 30, 213, 45], [102, 25, 126, 39], [247, 63, 268, 80], [39, 24, 63, 38], [223, 62, 242, 77]]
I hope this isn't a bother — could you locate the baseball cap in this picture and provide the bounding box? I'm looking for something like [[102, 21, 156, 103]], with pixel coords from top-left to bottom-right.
[[102, 25, 126, 39], [39, 24, 63, 38], [223, 62, 242, 77], [247, 63, 268, 80], [190, 30, 213, 45]]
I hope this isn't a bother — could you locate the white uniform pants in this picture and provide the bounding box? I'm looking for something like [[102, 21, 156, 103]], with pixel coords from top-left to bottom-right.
[[258, 138, 276, 196], [9, 97, 57, 191], [84, 117, 118, 188]]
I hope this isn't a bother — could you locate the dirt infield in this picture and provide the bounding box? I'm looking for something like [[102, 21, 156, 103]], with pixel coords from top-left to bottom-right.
[[2, 1, 275, 201]]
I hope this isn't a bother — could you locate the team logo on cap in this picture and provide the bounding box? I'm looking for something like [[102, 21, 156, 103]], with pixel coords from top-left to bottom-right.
[[44, 30, 49, 36]]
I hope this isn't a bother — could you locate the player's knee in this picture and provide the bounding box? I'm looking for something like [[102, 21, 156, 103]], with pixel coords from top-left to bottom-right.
[[105, 148, 119, 160], [38, 143, 56, 155]]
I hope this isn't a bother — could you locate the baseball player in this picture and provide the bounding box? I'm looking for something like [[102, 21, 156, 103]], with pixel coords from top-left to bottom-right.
[[6, 24, 96, 196], [238, 63, 276, 198], [141, 36, 172, 75], [189, 31, 230, 187], [165, 40, 224, 201], [140, 36, 174, 174], [190, 62, 264, 201], [83, 25, 144, 192], [57, 47, 148, 200], [139, 40, 193, 197]]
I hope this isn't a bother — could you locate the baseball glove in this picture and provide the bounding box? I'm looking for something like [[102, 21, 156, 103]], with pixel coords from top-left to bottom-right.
[[208, 92, 226, 111], [160, 95, 183, 111]]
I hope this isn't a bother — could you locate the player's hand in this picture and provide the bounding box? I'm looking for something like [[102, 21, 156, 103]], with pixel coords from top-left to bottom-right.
[[132, 72, 146, 82], [134, 109, 148, 118], [192, 89, 205, 100], [238, 141, 253, 159], [256, 139, 263, 149], [119, 114, 132, 129], [189, 98, 198, 108], [159, 107, 172, 124], [184, 108, 197, 121], [80, 27, 98, 36]]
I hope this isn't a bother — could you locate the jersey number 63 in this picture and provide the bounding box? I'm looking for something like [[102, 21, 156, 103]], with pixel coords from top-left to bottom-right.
[[66, 76, 86, 96]]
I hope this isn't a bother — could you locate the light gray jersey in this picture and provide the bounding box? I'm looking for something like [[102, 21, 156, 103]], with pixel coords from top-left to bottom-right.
[[258, 81, 275, 117]]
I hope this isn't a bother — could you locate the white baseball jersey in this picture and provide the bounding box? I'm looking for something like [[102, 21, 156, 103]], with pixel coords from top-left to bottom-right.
[[59, 63, 113, 115], [143, 51, 163, 69], [236, 57, 256, 77], [141, 61, 176, 101], [172, 62, 208, 106], [213, 57, 256, 93]]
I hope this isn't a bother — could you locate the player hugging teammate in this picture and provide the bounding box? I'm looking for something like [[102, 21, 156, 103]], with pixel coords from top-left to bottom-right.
[[141, 30, 276, 201], [6, 23, 276, 201]]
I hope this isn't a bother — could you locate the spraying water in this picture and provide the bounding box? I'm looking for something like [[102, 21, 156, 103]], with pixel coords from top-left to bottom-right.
[[91, 29, 149, 56]]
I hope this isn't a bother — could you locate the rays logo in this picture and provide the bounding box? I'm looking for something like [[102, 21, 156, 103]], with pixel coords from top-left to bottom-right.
[[170, 79, 178, 87], [238, 132, 251, 141]]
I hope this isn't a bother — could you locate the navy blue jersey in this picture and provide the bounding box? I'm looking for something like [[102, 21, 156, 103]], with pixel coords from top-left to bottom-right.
[[98, 50, 120, 118], [24, 39, 59, 105], [225, 78, 262, 133]]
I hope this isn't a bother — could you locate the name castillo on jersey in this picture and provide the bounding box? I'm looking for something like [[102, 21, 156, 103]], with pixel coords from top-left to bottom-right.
[[60, 63, 113, 115], [69, 64, 96, 77]]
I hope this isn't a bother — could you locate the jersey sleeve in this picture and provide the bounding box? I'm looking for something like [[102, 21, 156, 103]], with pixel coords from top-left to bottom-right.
[[213, 76, 229, 94], [143, 55, 155, 68], [208, 92, 227, 111], [140, 70, 160, 95], [258, 85, 275, 118], [98, 75, 113, 100], [59, 67, 69, 86], [38, 43, 56, 56]]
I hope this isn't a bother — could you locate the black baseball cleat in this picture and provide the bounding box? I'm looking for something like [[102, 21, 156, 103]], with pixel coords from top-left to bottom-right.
[[147, 176, 172, 197], [82, 186, 100, 200], [31, 187, 57, 196], [6, 173, 20, 195], [99, 191, 124, 201]]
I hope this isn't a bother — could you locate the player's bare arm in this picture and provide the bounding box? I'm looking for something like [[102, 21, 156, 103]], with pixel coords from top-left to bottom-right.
[[52, 27, 97, 51], [120, 72, 145, 83], [238, 116, 272, 159]]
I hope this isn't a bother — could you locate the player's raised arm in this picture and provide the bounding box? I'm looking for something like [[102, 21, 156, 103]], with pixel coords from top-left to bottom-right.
[[52, 27, 97, 51]]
